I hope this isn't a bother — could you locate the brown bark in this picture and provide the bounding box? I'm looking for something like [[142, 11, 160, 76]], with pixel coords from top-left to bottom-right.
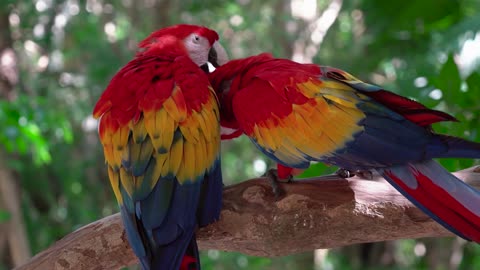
[[15, 167, 480, 270], [0, 155, 31, 266]]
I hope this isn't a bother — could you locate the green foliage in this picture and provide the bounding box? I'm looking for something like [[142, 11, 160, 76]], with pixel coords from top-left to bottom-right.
[[201, 251, 272, 270], [0, 210, 11, 223], [433, 53, 462, 103], [0, 95, 73, 165], [298, 163, 336, 178], [1, 0, 480, 269]]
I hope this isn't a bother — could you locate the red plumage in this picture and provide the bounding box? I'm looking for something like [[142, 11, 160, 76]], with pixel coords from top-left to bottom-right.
[[359, 90, 458, 126], [93, 24, 223, 270], [139, 24, 219, 49], [93, 52, 211, 132], [211, 53, 321, 134], [385, 169, 480, 242], [210, 54, 480, 243], [211, 54, 458, 136]]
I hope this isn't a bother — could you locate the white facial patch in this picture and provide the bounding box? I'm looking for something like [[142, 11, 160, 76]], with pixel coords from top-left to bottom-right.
[[183, 33, 211, 66]]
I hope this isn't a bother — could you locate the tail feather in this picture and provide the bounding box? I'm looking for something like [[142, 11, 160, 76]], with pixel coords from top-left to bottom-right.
[[119, 206, 153, 269], [150, 229, 197, 270], [180, 236, 201, 270], [197, 159, 223, 227], [377, 160, 480, 242], [431, 134, 480, 159]]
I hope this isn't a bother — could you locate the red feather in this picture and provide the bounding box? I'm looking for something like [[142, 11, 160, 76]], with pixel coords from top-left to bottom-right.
[[94, 55, 211, 126], [210, 53, 321, 135], [139, 24, 219, 49], [323, 67, 458, 127], [210, 54, 480, 244], [232, 80, 292, 135], [385, 169, 480, 242], [363, 90, 458, 126], [179, 255, 197, 270]]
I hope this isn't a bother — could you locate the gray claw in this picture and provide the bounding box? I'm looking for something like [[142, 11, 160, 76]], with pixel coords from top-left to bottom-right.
[[336, 168, 354, 178], [264, 169, 286, 199]]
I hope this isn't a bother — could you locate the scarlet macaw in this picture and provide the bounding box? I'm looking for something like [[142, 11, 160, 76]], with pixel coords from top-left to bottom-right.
[[93, 24, 228, 270], [209, 53, 480, 242]]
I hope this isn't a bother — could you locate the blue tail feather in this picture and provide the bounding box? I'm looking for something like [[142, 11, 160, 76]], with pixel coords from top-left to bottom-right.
[[430, 134, 480, 159], [181, 235, 201, 270], [120, 206, 149, 266], [150, 228, 196, 270], [120, 176, 203, 270], [197, 158, 224, 227]]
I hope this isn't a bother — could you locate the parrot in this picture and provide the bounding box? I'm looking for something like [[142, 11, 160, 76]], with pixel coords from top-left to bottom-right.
[[93, 24, 228, 270], [208, 53, 480, 243]]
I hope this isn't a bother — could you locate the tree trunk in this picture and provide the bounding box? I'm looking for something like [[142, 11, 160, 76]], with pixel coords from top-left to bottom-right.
[[15, 166, 480, 270]]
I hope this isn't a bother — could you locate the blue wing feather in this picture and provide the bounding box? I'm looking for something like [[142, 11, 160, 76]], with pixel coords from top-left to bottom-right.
[[139, 176, 175, 231]]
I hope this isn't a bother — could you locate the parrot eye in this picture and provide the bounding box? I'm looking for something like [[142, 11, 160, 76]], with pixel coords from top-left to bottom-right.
[[193, 35, 200, 43]]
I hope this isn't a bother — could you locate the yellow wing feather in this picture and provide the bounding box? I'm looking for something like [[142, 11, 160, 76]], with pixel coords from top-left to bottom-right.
[[119, 167, 135, 197], [108, 166, 122, 204], [163, 86, 188, 122], [179, 115, 200, 144], [196, 132, 208, 177], [97, 85, 220, 205], [251, 80, 365, 162], [130, 117, 147, 143], [180, 140, 196, 183]]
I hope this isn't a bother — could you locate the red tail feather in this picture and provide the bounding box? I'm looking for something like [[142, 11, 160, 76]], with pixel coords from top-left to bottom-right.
[[180, 255, 197, 270], [384, 169, 480, 242], [365, 90, 457, 126]]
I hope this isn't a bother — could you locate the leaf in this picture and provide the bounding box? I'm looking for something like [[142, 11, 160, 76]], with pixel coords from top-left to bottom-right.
[[297, 163, 336, 178], [61, 120, 74, 143], [0, 210, 11, 223], [432, 53, 461, 101], [466, 71, 480, 97]]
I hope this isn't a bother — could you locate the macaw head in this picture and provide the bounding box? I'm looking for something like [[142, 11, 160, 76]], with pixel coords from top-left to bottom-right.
[[138, 24, 228, 70]]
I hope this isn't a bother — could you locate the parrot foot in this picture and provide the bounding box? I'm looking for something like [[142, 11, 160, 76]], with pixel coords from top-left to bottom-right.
[[336, 168, 374, 180], [336, 168, 354, 178], [264, 169, 293, 199]]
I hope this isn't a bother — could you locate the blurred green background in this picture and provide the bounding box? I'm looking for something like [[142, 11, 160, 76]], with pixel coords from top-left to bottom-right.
[[1, 0, 480, 269]]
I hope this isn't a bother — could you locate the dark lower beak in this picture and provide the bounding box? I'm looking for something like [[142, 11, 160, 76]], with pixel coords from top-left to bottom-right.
[[200, 63, 210, 73], [208, 47, 219, 68]]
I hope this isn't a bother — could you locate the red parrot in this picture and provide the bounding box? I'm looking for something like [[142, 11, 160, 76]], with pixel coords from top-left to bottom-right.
[[93, 24, 228, 270], [209, 53, 480, 243]]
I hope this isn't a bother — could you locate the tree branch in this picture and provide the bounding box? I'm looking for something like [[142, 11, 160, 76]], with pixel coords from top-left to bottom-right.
[[16, 166, 480, 270], [0, 154, 31, 266]]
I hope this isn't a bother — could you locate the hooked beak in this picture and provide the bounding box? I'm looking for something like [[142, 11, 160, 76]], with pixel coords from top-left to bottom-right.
[[208, 47, 219, 68], [208, 41, 229, 69], [199, 47, 217, 73]]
